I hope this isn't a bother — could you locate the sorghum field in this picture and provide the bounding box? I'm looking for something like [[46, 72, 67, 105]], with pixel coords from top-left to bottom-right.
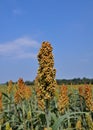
[[0, 42, 93, 130]]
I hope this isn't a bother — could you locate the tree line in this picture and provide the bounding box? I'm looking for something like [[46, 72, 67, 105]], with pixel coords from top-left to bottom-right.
[[1, 77, 93, 86], [19, 77, 93, 85], [56, 77, 93, 85]]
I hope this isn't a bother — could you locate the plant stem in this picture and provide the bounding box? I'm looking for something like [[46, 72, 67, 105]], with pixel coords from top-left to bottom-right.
[[22, 101, 26, 130], [29, 99, 34, 130], [45, 100, 50, 130]]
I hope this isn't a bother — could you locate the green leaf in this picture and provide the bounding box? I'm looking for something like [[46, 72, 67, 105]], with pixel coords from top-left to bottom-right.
[[52, 114, 68, 130], [52, 112, 88, 130], [50, 112, 57, 122], [2, 92, 11, 100]]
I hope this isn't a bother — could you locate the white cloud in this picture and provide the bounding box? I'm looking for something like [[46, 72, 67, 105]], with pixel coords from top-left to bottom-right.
[[0, 37, 40, 59]]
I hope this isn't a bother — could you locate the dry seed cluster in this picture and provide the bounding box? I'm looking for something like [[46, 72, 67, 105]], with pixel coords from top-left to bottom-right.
[[78, 86, 84, 97], [14, 78, 31, 103], [7, 80, 13, 94], [35, 42, 57, 109], [58, 85, 69, 114], [84, 85, 93, 111], [78, 85, 93, 111]]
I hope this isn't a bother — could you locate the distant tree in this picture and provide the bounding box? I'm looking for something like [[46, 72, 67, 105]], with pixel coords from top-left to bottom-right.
[[56, 78, 93, 85], [25, 80, 34, 85]]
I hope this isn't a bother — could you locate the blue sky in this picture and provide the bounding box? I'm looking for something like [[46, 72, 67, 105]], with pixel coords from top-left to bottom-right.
[[0, 0, 93, 83]]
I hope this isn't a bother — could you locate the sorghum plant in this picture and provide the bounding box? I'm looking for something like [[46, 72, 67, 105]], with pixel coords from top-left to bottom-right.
[[35, 41, 57, 129], [84, 85, 93, 111], [78, 86, 84, 97], [7, 80, 13, 94], [58, 85, 69, 114], [14, 78, 31, 103]]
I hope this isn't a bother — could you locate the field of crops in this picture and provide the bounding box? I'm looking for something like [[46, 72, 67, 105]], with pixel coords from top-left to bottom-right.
[[0, 42, 93, 130], [0, 82, 93, 130]]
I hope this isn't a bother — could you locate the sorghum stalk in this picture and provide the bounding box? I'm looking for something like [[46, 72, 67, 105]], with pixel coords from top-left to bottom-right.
[[22, 102, 26, 130], [58, 85, 69, 114], [7, 80, 13, 94], [84, 85, 93, 111], [36, 42, 57, 129], [14, 78, 32, 129], [78, 86, 84, 112], [29, 99, 34, 130]]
